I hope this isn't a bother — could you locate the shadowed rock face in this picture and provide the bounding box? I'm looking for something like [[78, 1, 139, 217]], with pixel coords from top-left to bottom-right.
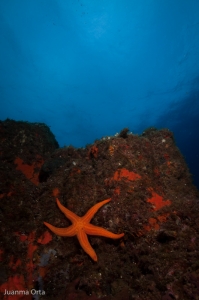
[[0, 120, 198, 300]]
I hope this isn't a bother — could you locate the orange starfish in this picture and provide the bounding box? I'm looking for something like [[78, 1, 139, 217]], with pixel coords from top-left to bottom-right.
[[44, 198, 124, 261]]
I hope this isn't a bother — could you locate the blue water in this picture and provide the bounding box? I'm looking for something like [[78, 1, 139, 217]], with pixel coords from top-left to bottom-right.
[[0, 0, 199, 188]]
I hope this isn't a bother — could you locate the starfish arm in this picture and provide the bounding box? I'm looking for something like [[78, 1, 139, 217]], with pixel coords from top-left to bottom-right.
[[44, 222, 77, 237], [83, 198, 111, 223], [84, 223, 124, 239], [77, 229, 97, 262], [56, 198, 80, 223]]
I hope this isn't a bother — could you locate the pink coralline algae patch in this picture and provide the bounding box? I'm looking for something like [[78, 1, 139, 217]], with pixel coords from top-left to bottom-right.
[[113, 168, 141, 181], [14, 156, 44, 185], [147, 190, 171, 211]]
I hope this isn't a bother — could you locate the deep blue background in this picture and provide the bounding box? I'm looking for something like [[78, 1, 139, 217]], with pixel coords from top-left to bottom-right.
[[0, 0, 199, 188]]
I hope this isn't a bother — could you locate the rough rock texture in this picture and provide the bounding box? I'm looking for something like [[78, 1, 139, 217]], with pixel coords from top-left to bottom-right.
[[0, 120, 199, 300]]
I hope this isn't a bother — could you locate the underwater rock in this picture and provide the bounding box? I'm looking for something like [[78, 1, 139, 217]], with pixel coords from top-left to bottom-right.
[[0, 120, 198, 299]]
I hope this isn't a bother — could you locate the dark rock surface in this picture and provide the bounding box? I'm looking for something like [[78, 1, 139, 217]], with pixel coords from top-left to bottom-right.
[[0, 120, 198, 300]]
